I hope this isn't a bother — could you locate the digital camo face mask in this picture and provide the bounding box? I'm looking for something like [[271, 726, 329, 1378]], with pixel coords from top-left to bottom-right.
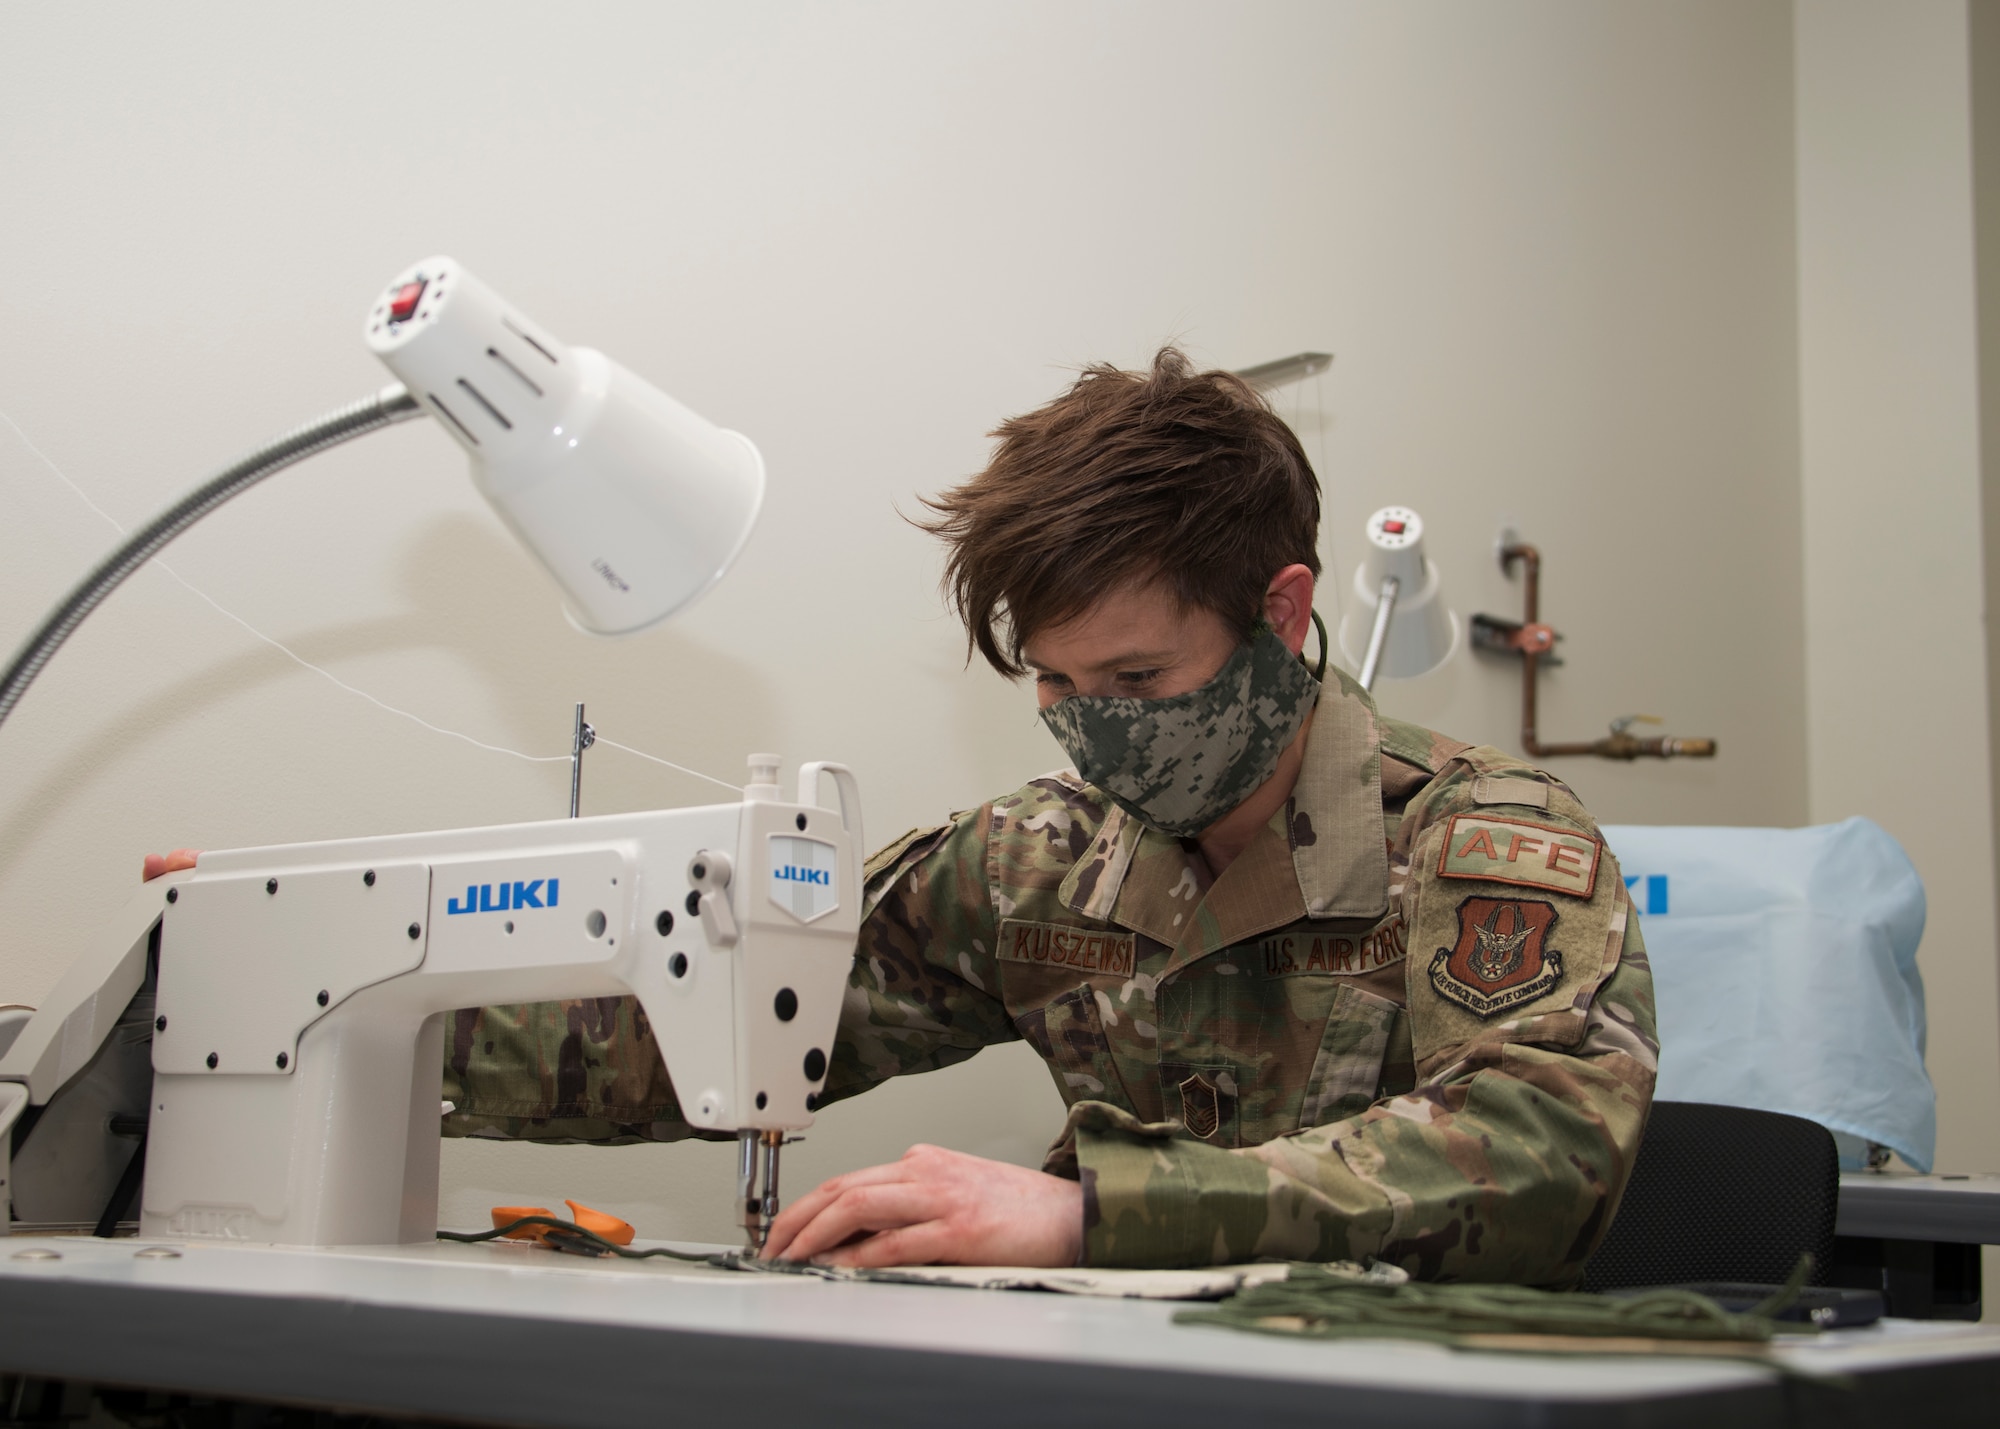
[[1039, 623, 1321, 838]]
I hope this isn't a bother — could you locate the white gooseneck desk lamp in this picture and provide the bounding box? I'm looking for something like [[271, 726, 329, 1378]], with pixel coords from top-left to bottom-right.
[[1337, 506, 1459, 690], [0, 259, 864, 1253], [0, 254, 763, 733]]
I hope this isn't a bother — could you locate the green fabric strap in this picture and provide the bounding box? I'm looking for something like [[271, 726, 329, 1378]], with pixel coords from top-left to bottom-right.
[[1174, 1255, 1818, 1348]]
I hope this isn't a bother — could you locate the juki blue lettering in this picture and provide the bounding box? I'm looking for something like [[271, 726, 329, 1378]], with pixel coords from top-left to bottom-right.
[[447, 877, 561, 916], [1622, 873, 1668, 916]]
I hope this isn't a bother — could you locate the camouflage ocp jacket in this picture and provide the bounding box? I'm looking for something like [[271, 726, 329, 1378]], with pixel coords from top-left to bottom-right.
[[443, 671, 1658, 1283]]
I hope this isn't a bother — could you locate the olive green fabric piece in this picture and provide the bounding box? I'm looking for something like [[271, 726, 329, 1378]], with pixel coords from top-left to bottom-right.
[[442, 683, 1657, 1285], [1174, 1260, 1814, 1346]]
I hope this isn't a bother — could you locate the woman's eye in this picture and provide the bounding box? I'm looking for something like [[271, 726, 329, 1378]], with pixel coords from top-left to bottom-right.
[[1116, 669, 1163, 689], [1035, 673, 1073, 691]]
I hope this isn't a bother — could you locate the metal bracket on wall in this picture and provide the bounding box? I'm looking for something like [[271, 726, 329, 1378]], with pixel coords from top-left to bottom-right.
[[1229, 352, 1332, 391], [1471, 538, 1717, 761]]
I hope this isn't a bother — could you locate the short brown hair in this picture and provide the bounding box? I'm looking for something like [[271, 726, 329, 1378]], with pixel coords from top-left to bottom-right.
[[919, 347, 1322, 678]]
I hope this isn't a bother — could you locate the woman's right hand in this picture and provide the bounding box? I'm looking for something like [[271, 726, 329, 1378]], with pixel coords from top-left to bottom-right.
[[142, 849, 200, 882]]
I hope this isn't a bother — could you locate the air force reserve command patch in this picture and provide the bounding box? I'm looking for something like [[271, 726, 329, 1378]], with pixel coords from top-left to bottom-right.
[[1429, 897, 1564, 1018], [1435, 814, 1601, 899]]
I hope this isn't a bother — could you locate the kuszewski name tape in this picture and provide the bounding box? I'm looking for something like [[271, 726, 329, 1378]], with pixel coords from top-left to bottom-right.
[[999, 920, 1138, 977]]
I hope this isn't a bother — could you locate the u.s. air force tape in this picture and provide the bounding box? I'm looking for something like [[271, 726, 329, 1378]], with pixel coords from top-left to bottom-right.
[[998, 920, 1136, 976], [1258, 917, 1407, 977]]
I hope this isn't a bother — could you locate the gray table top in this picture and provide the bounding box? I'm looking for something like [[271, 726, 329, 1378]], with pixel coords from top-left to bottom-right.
[[1838, 1171, 2000, 1243], [3, 1234, 1999, 1427]]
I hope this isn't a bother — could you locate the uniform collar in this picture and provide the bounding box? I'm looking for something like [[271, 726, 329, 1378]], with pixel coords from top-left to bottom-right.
[[1285, 668, 1390, 922], [1055, 669, 1389, 971]]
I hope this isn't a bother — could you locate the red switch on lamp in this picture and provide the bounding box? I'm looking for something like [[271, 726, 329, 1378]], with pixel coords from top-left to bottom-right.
[[388, 280, 426, 323]]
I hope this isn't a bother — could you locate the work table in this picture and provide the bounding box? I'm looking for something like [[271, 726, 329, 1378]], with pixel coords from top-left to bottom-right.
[[2, 1232, 1997, 1427]]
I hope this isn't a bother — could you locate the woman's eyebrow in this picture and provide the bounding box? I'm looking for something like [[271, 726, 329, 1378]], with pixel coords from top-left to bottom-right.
[[1028, 648, 1177, 676], [1096, 650, 1176, 671]]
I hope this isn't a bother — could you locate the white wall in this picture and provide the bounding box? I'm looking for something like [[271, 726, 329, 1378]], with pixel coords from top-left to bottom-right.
[[0, 2, 1822, 1242], [1796, 0, 2000, 1301]]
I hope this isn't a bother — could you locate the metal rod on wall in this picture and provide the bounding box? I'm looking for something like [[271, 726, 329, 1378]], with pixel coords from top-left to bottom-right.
[[1230, 352, 1333, 391]]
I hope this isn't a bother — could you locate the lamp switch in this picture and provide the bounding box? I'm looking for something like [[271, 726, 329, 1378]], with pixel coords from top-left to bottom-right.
[[388, 280, 426, 324]]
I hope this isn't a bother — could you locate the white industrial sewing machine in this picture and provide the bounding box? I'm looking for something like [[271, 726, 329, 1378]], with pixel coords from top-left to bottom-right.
[[1, 758, 861, 1251], [0, 258, 862, 1252]]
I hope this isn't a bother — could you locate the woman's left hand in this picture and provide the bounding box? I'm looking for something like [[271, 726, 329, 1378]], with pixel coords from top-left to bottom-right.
[[760, 1143, 1083, 1268]]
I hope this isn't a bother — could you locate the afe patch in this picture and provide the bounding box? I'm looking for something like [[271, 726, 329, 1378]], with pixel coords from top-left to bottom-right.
[[1428, 896, 1565, 1018], [998, 920, 1136, 977], [1435, 814, 1600, 899]]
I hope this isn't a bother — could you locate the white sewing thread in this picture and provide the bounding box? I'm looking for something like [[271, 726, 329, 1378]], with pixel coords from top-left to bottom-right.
[[159, 576, 572, 765], [596, 737, 743, 793], [1, 408, 742, 790], [0, 408, 133, 536]]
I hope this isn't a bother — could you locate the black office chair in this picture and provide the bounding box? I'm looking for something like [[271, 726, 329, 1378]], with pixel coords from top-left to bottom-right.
[[1579, 1100, 1839, 1293]]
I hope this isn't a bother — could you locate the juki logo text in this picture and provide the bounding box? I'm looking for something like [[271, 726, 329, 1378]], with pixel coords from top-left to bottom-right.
[[447, 879, 561, 916], [775, 865, 831, 886], [1622, 874, 1669, 916]]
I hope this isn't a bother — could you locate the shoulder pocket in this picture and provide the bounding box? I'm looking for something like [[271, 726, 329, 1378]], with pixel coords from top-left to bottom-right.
[[1470, 774, 1552, 810], [862, 820, 963, 916], [1405, 819, 1628, 1073]]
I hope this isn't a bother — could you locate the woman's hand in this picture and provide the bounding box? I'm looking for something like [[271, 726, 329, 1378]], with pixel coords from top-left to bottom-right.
[[142, 849, 200, 881], [761, 1143, 1083, 1269]]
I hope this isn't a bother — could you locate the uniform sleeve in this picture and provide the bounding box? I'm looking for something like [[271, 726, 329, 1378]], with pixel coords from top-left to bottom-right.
[[818, 809, 1021, 1105], [440, 994, 708, 1144], [1074, 759, 1658, 1284], [441, 810, 1018, 1143]]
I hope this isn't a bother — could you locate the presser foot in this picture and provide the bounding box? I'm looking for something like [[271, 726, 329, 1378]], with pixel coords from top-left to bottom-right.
[[736, 1127, 800, 1255]]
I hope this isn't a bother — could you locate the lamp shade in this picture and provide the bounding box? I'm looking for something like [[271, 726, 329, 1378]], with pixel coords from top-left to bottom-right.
[[365, 256, 765, 636], [1337, 506, 1459, 681]]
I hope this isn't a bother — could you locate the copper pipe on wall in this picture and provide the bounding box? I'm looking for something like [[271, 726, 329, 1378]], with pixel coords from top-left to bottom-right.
[[1506, 544, 1550, 756], [1491, 543, 1717, 761]]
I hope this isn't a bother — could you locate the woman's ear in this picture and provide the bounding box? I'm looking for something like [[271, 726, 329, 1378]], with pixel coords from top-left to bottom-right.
[[1263, 564, 1317, 654]]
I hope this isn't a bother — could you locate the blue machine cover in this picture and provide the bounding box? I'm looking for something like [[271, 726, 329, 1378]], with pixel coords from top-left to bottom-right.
[[1601, 818, 1934, 1172]]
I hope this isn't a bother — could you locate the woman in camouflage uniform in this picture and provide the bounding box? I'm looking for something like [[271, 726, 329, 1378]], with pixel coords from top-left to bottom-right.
[[435, 350, 1658, 1278]]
